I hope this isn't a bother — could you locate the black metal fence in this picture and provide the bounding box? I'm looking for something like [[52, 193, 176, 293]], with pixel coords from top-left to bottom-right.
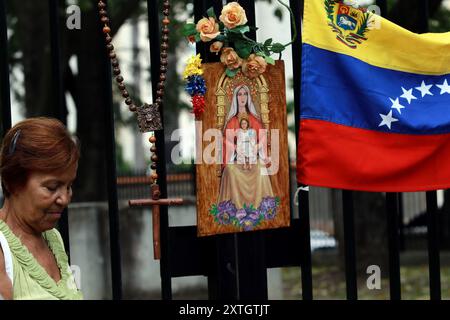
[[0, 0, 446, 301]]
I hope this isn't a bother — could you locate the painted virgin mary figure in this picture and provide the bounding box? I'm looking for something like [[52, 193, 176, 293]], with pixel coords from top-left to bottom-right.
[[217, 85, 274, 209]]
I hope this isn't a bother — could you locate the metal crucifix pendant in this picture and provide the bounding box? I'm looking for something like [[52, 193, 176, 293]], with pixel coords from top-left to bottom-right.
[[136, 103, 163, 132]]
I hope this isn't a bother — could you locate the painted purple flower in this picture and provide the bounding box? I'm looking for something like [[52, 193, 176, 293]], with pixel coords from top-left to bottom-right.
[[217, 200, 237, 214], [240, 211, 261, 230], [216, 200, 237, 224], [258, 197, 278, 220], [217, 211, 232, 224], [236, 208, 247, 221], [245, 206, 259, 220], [240, 217, 257, 231], [236, 205, 257, 230]]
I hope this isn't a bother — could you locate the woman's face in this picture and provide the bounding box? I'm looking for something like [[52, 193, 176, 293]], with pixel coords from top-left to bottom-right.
[[237, 87, 248, 109], [10, 164, 77, 233]]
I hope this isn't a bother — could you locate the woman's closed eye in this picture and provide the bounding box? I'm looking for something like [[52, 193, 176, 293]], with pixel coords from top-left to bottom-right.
[[45, 185, 58, 192]]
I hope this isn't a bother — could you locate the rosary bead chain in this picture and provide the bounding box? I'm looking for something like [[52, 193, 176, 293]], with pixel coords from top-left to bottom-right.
[[98, 0, 171, 185]]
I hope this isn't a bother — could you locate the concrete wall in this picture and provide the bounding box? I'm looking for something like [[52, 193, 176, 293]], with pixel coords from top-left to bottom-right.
[[67, 202, 283, 300]]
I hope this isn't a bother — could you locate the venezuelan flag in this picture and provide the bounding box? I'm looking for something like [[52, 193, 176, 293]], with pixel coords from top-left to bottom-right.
[[297, 0, 450, 192]]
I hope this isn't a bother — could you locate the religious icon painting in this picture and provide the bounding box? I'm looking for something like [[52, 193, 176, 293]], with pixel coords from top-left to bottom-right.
[[195, 61, 291, 236]]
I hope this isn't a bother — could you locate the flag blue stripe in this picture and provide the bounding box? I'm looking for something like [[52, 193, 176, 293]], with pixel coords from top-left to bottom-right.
[[301, 44, 450, 135]]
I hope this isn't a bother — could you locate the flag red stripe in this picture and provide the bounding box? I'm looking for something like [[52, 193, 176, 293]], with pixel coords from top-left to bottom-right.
[[297, 119, 450, 192]]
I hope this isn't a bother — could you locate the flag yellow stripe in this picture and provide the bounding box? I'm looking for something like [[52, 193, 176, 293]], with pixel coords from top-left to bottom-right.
[[303, 0, 450, 75]]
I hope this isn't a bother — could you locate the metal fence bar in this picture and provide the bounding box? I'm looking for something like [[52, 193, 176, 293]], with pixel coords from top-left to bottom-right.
[[147, 0, 172, 300], [386, 192, 401, 300], [342, 190, 357, 300], [298, 187, 312, 300], [102, 0, 123, 300], [378, 2, 402, 287], [48, 0, 71, 259], [376, 0, 387, 17], [290, 0, 313, 300], [103, 68, 123, 301], [426, 191, 441, 300], [418, 0, 429, 33], [416, 0, 441, 302], [398, 195, 405, 251], [0, 0, 11, 135]]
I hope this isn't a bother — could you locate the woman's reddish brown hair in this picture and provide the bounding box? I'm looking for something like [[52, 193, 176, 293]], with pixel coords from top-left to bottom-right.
[[0, 117, 80, 197]]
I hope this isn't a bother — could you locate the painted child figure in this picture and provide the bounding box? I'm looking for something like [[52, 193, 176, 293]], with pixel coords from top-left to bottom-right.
[[236, 117, 257, 170]]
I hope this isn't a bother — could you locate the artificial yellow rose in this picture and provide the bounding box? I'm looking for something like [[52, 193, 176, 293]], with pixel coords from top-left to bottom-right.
[[219, 2, 248, 29], [210, 41, 224, 54], [196, 17, 220, 42], [220, 47, 243, 70], [242, 54, 267, 79]]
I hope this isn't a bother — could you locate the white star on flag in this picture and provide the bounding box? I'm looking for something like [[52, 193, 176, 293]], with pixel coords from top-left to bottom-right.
[[390, 97, 405, 114], [436, 79, 450, 95], [415, 81, 433, 97], [400, 87, 417, 104], [379, 110, 399, 130]]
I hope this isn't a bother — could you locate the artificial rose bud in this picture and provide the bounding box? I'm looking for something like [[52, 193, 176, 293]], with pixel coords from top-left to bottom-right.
[[210, 41, 224, 54], [187, 35, 196, 43], [242, 54, 267, 79], [220, 47, 243, 70]]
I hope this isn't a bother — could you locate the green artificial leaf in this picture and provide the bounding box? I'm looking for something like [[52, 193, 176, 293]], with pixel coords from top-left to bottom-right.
[[264, 55, 275, 65], [271, 42, 285, 53], [226, 68, 239, 77], [229, 25, 250, 34], [255, 51, 275, 65], [206, 7, 217, 19], [264, 38, 273, 46], [195, 33, 201, 42], [216, 34, 226, 42], [234, 40, 252, 59], [182, 23, 197, 37], [225, 32, 242, 42]]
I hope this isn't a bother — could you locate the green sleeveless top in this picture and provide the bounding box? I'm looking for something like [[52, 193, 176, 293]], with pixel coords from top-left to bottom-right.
[[0, 219, 83, 300]]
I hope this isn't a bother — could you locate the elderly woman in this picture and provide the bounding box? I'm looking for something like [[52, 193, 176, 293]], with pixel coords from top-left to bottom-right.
[[0, 117, 82, 300]]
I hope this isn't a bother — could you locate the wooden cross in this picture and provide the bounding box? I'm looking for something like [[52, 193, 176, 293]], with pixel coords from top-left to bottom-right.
[[129, 183, 183, 260]]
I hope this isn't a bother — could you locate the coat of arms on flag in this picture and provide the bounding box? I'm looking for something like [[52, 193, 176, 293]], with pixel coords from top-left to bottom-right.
[[325, 0, 375, 48]]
